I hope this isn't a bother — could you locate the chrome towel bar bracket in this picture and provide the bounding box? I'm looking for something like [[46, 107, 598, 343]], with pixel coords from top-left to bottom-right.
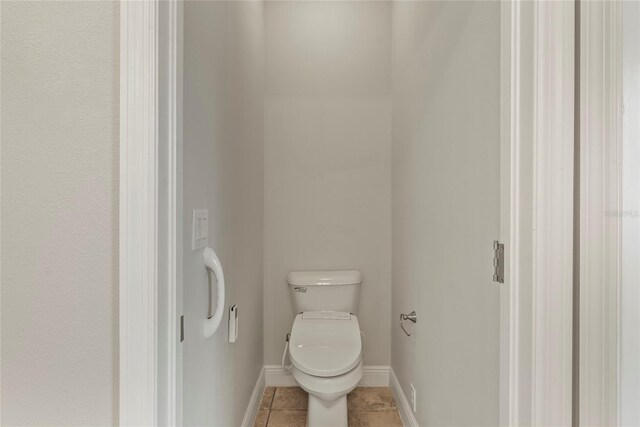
[[400, 311, 417, 336]]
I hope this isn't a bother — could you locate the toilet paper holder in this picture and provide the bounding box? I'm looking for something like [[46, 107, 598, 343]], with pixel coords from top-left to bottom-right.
[[400, 311, 417, 336]]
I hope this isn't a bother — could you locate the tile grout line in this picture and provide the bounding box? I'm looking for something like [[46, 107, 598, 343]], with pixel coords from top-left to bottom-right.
[[265, 387, 275, 427]]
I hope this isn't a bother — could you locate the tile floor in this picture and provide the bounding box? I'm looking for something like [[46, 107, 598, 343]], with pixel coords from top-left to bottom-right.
[[254, 386, 403, 427]]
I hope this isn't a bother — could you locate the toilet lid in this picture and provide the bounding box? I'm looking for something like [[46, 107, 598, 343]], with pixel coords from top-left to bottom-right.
[[289, 311, 362, 377]]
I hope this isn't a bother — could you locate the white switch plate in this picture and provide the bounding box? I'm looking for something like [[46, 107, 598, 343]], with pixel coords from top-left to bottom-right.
[[192, 209, 208, 250]]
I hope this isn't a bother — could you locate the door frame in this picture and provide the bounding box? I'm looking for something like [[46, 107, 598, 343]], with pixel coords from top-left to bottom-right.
[[579, 1, 622, 425], [119, 1, 575, 425], [119, 0, 182, 425], [500, 1, 575, 425]]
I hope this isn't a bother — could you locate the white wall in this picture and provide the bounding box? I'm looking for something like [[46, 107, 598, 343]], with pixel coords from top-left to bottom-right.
[[182, 2, 264, 425], [263, 1, 392, 366], [391, 2, 501, 425], [0, 1, 119, 425], [621, 2, 640, 424]]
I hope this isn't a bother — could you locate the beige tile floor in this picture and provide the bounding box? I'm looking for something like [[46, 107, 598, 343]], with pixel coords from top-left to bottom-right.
[[254, 386, 403, 427]]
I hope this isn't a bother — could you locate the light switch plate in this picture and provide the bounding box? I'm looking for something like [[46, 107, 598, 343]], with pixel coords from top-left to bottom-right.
[[192, 209, 208, 250]]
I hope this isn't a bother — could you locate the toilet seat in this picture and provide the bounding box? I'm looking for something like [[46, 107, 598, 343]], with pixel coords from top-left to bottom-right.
[[289, 311, 362, 378]]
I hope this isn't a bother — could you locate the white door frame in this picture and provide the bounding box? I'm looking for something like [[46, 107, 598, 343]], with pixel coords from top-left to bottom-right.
[[579, 1, 622, 425], [500, 1, 575, 425], [119, 1, 575, 426], [119, 0, 182, 425]]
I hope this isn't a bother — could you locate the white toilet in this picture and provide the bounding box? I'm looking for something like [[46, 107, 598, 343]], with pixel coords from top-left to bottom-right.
[[287, 270, 363, 427]]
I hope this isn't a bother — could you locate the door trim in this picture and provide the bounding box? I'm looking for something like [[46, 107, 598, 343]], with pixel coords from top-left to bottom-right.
[[119, 1, 182, 425], [579, 1, 622, 425], [501, 1, 575, 425], [531, 3, 575, 425]]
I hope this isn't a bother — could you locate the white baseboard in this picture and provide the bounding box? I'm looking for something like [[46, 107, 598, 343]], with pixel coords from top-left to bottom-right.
[[240, 367, 265, 427], [264, 365, 297, 386], [263, 365, 391, 387], [357, 365, 392, 387], [390, 369, 419, 427]]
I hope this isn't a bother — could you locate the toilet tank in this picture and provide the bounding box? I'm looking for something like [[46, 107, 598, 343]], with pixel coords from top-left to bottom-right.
[[288, 270, 362, 314]]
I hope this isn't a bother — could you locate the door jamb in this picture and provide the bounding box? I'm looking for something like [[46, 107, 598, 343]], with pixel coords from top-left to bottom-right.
[[578, 1, 622, 425], [119, 1, 182, 425], [500, 1, 575, 425]]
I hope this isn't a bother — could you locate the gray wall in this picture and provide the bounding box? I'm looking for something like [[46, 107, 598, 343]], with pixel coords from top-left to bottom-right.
[[1, 1, 119, 425], [263, 0, 392, 366], [182, 2, 265, 425], [391, 1, 501, 425]]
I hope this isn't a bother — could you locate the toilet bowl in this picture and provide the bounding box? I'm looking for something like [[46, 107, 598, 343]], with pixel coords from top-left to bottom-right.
[[288, 311, 363, 426]]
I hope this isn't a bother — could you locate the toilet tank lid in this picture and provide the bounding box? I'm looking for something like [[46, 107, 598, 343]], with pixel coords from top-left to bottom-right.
[[287, 270, 362, 286]]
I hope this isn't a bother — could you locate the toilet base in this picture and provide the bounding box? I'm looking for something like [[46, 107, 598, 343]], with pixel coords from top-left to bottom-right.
[[307, 393, 347, 427]]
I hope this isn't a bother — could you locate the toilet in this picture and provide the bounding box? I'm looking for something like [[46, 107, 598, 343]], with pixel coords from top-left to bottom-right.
[[287, 270, 363, 427]]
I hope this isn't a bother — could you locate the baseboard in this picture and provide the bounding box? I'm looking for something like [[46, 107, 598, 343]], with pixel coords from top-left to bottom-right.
[[264, 365, 297, 386], [390, 369, 419, 427], [263, 365, 391, 387], [357, 365, 392, 387], [240, 367, 266, 427]]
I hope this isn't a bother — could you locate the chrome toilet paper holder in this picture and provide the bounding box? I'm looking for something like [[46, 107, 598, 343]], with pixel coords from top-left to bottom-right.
[[400, 311, 417, 336]]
